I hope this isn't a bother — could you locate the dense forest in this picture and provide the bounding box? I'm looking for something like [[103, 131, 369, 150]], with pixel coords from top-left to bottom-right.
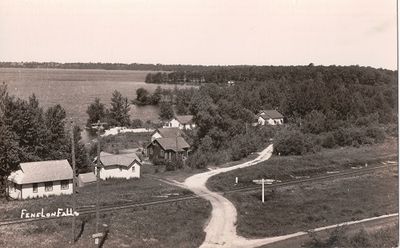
[[142, 65, 398, 168]]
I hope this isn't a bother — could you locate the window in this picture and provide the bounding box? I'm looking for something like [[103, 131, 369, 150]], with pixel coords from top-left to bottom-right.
[[14, 183, 17, 192], [44, 181, 53, 192], [61, 180, 69, 190], [32, 183, 38, 193]]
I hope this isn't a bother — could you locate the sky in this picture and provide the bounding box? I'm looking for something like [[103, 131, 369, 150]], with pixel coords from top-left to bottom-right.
[[0, 0, 397, 69]]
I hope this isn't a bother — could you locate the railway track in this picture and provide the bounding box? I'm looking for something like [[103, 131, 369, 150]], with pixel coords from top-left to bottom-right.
[[0, 162, 396, 226]]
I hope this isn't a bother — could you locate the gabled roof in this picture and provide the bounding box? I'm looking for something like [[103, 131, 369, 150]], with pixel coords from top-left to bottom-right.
[[175, 115, 194, 125], [97, 152, 141, 167], [153, 128, 182, 138], [153, 137, 190, 152], [9, 160, 73, 184], [258, 110, 284, 120]]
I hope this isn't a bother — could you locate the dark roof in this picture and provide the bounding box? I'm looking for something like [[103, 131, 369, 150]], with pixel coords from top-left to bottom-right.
[[153, 137, 190, 152], [9, 160, 73, 184], [258, 110, 284, 119], [175, 115, 194, 125], [97, 152, 142, 167], [154, 128, 182, 138]]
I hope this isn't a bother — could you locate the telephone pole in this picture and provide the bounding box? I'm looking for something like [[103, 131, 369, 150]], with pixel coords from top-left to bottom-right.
[[95, 127, 101, 234], [70, 121, 77, 243]]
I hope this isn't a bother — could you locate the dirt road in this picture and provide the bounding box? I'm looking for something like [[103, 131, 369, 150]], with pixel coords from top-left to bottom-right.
[[184, 145, 278, 247], [183, 145, 398, 248]]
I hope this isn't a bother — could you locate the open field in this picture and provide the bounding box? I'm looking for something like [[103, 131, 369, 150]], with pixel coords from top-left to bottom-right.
[[208, 138, 397, 192], [227, 169, 398, 238], [0, 199, 210, 248], [0, 176, 193, 221], [260, 217, 398, 248]]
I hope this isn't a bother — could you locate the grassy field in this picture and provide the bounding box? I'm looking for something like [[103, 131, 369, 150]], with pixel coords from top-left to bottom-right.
[[0, 199, 210, 248], [0, 176, 193, 221], [304, 224, 398, 248], [207, 138, 397, 192], [228, 169, 398, 238], [0, 174, 211, 247]]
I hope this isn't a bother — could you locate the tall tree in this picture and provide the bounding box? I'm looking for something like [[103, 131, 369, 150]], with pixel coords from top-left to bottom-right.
[[86, 98, 106, 127], [45, 104, 68, 160], [109, 90, 131, 126], [159, 102, 174, 121]]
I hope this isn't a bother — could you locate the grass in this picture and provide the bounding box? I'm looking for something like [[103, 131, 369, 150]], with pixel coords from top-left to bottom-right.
[[0, 198, 211, 248], [0, 176, 193, 221], [304, 224, 399, 248], [207, 138, 398, 192], [229, 169, 398, 238]]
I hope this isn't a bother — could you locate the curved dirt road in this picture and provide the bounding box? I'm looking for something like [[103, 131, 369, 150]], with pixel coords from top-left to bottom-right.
[[184, 145, 283, 247], [183, 144, 398, 248]]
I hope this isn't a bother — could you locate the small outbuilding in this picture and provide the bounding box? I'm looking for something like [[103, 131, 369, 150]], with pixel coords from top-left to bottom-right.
[[77, 172, 97, 187], [8, 160, 73, 200], [94, 152, 142, 180]]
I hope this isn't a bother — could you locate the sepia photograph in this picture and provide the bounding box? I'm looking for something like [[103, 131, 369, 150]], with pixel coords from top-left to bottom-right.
[[0, 0, 398, 247]]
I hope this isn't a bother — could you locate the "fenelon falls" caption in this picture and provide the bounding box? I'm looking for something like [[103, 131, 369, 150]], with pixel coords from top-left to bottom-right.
[[20, 208, 79, 219]]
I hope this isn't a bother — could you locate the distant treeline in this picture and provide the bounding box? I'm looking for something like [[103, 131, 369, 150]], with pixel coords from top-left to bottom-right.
[[0, 61, 223, 71], [144, 65, 397, 85]]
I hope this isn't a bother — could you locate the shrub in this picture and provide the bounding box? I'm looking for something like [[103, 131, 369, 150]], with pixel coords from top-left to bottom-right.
[[366, 126, 385, 143], [320, 132, 336, 148], [274, 128, 306, 155]]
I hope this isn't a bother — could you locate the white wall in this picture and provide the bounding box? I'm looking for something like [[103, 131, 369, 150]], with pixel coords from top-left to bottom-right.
[[98, 162, 140, 180], [164, 118, 196, 130], [151, 132, 163, 141], [258, 116, 283, 126], [8, 180, 73, 200]]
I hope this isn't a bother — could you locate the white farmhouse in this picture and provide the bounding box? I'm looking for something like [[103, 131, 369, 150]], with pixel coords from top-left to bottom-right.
[[95, 152, 141, 180], [257, 110, 284, 125], [163, 115, 196, 130], [8, 160, 73, 200]]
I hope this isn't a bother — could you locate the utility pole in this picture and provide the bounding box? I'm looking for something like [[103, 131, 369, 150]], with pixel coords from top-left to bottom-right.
[[70, 121, 77, 243], [261, 178, 265, 203], [92, 121, 104, 246], [95, 127, 101, 234]]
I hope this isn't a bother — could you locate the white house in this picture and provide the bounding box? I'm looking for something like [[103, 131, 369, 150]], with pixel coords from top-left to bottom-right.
[[163, 115, 196, 130], [257, 110, 284, 125], [8, 160, 73, 200], [151, 128, 182, 142], [95, 152, 141, 180]]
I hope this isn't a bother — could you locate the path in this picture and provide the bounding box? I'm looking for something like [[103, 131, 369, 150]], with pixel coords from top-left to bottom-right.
[[183, 145, 398, 248]]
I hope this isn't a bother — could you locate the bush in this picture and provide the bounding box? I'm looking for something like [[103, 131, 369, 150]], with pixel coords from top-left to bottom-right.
[[320, 132, 336, 148], [366, 126, 385, 143], [274, 128, 306, 155]]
